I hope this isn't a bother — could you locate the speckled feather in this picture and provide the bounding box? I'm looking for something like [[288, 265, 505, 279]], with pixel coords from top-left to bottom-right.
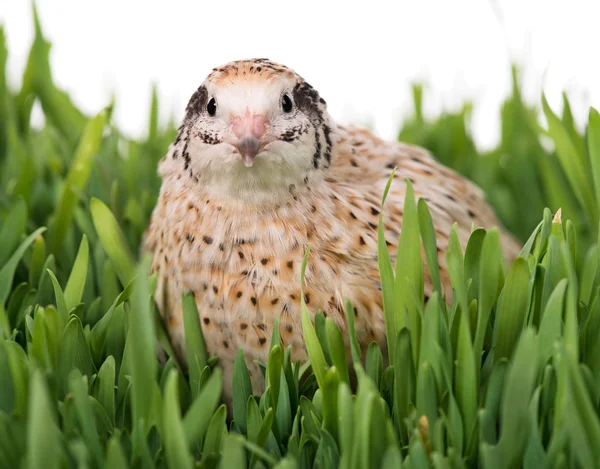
[[142, 59, 521, 405]]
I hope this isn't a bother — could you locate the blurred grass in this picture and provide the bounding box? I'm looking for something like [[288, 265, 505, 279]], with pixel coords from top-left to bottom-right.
[[399, 75, 599, 256], [2, 7, 600, 469]]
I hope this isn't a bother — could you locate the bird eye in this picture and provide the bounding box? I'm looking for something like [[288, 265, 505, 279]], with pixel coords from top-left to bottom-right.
[[282, 94, 293, 113], [207, 98, 217, 116]]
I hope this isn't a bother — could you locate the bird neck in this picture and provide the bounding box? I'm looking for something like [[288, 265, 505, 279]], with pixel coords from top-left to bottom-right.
[[164, 168, 326, 213]]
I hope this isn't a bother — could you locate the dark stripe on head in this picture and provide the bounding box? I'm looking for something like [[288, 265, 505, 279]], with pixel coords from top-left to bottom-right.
[[172, 125, 190, 170], [292, 82, 321, 114], [182, 140, 190, 170], [312, 122, 322, 168], [185, 85, 208, 120], [293, 81, 331, 169], [323, 124, 332, 166], [178, 126, 200, 182], [173, 124, 185, 145]]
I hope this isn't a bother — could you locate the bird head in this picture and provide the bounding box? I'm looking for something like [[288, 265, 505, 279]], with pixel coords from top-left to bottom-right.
[[161, 59, 334, 204]]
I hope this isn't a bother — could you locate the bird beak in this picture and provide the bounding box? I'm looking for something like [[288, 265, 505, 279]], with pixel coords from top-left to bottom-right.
[[230, 113, 270, 167], [235, 137, 262, 167]]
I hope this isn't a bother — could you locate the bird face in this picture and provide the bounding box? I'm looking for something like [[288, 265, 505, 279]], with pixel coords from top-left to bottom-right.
[[165, 59, 333, 203]]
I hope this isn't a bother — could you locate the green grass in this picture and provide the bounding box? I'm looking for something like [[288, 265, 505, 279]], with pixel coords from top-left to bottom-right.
[[2, 9, 600, 469]]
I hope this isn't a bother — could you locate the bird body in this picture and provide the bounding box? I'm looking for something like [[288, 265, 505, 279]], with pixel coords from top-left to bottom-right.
[[143, 59, 521, 403]]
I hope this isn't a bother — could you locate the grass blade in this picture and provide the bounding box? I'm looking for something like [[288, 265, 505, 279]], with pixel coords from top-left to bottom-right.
[[128, 256, 157, 432], [182, 292, 208, 398], [182, 367, 222, 446], [232, 348, 253, 434], [90, 198, 136, 287], [542, 95, 597, 221], [494, 257, 530, 361], [474, 228, 501, 368], [588, 107, 600, 211], [163, 370, 194, 469], [64, 235, 89, 311], [48, 110, 107, 255], [27, 369, 61, 469], [0, 227, 46, 306]]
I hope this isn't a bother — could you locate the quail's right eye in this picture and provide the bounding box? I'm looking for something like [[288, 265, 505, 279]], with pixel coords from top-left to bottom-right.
[[281, 94, 293, 113], [207, 98, 217, 116]]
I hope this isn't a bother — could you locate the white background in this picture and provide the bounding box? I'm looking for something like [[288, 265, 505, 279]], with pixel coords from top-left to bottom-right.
[[1, 0, 599, 149]]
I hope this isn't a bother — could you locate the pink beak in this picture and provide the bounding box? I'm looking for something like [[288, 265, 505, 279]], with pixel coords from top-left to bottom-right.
[[230, 113, 269, 167]]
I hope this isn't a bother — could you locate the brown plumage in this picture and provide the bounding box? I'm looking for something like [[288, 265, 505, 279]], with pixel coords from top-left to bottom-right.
[[143, 59, 521, 404]]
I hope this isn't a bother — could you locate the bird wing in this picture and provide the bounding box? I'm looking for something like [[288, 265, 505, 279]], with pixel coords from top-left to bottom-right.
[[327, 124, 522, 297]]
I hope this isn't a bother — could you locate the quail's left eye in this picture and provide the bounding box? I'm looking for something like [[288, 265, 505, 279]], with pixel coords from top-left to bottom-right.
[[207, 98, 217, 116], [281, 94, 293, 113]]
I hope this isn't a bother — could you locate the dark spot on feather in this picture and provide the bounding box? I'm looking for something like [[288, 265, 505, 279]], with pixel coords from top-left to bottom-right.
[[236, 291, 243, 298], [212, 285, 218, 294], [259, 337, 267, 346], [271, 298, 279, 305], [203, 317, 210, 325], [251, 297, 257, 306], [203, 235, 213, 244]]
